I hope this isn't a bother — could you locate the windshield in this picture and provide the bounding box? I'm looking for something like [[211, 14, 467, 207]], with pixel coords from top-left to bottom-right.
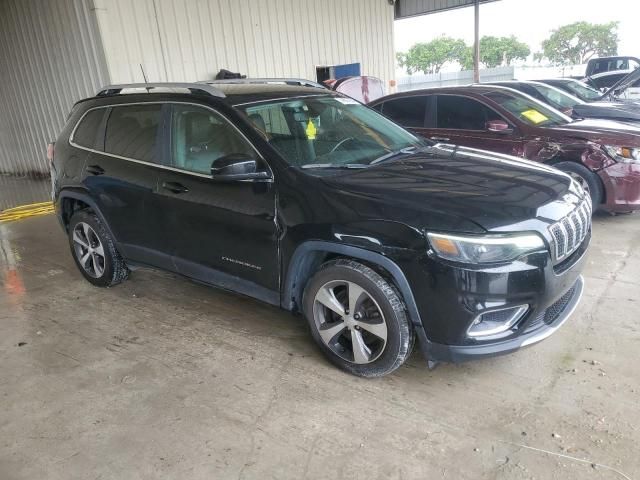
[[529, 83, 582, 109], [563, 80, 603, 101], [238, 95, 424, 168], [484, 90, 572, 127]]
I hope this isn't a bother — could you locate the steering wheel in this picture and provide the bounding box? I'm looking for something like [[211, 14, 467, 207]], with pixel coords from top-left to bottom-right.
[[329, 137, 356, 154]]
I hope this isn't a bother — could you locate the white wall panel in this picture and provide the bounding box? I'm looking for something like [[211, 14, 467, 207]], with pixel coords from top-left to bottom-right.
[[0, 0, 109, 178], [93, 0, 395, 87]]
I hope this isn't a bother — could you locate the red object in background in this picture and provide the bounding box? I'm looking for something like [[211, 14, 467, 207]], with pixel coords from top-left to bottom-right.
[[5, 269, 26, 296], [47, 142, 55, 165], [331, 76, 385, 104]]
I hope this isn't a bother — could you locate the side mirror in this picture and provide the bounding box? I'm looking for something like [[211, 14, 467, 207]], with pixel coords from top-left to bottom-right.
[[211, 154, 271, 181], [486, 120, 512, 134]]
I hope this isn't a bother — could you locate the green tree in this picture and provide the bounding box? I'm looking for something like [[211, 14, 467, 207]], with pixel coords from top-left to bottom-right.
[[397, 36, 467, 74], [458, 36, 531, 70], [480, 36, 530, 68], [536, 21, 619, 65]]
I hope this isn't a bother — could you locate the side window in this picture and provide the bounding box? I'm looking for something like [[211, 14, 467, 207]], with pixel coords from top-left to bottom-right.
[[379, 97, 427, 127], [436, 95, 501, 130], [73, 109, 105, 149], [104, 105, 162, 162], [591, 60, 605, 75], [171, 104, 254, 175]]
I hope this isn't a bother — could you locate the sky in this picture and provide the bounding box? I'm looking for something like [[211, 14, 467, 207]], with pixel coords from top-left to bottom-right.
[[394, 0, 640, 73]]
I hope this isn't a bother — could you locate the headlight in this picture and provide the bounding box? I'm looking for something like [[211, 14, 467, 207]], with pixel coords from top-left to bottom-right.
[[427, 232, 546, 264], [604, 145, 640, 164]]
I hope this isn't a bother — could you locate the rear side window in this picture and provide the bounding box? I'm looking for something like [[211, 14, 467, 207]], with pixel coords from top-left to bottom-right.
[[380, 97, 426, 127], [104, 105, 163, 162], [436, 95, 500, 130], [72, 109, 105, 148]]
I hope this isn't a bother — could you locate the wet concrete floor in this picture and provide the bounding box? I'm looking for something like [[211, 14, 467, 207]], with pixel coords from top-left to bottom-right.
[[1, 213, 639, 479]]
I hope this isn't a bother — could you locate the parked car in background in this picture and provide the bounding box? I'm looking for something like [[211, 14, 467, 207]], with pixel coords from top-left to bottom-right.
[[585, 56, 640, 77], [487, 80, 581, 115], [488, 80, 640, 123], [370, 85, 640, 213], [51, 81, 589, 377], [583, 69, 640, 101], [539, 78, 611, 102]]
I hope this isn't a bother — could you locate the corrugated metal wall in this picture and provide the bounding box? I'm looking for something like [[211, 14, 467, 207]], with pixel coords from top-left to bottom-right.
[[93, 0, 395, 87], [395, 0, 497, 18], [0, 0, 396, 210], [0, 0, 109, 208]]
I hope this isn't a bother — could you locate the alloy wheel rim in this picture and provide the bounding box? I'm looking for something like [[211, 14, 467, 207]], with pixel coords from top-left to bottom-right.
[[569, 172, 591, 196], [312, 280, 388, 364], [72, 222, 106, 278]]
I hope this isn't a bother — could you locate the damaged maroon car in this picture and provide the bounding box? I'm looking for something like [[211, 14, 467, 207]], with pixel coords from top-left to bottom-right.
[[370, 85, 640, 213]]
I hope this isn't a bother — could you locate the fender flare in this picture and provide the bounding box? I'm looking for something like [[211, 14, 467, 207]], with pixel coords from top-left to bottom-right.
[[283, 240, 433, 362], [56, 190, 119, 245]]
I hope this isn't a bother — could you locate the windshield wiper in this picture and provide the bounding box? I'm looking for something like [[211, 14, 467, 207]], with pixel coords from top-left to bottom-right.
[[369, 146, 420, 165], [301, 163, 367, 169]]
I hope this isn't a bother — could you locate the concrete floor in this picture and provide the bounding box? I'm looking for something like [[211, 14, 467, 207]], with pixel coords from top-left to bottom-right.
[[0, 213, 639, 480]]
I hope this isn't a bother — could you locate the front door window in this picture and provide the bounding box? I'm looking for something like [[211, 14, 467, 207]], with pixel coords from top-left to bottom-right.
[[171, 105, 254, 175]]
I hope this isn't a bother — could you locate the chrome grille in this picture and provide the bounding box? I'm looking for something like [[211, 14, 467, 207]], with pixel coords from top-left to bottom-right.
[[549, 197, 591, 262]]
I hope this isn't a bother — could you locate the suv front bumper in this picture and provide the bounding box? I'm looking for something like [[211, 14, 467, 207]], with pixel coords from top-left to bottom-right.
[[426, 275, 583, 362], [397, 232, 589, 364]]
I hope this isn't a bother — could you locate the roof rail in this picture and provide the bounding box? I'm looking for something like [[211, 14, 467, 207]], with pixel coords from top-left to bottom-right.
[[95, 82, 226, 98], [202, 78, 327, 90]]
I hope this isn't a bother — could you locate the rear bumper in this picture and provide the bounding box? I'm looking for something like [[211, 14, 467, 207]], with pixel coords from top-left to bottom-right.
[[426, 276, 584, 363], [598, 162, 640, 212]]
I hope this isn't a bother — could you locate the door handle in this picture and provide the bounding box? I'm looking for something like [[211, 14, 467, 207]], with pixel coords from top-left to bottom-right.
[[86, 164, 105, 175], [430, 136, 450, 142], [162, 181, 189, 194]]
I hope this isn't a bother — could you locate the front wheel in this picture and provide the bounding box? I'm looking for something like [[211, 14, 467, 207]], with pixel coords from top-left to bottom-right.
[[554, 161, 603, 209], [302, 259, 414, 378]]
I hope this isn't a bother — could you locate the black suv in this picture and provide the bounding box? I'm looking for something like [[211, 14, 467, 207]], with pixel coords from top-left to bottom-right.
[[51, 81, 589, 377]]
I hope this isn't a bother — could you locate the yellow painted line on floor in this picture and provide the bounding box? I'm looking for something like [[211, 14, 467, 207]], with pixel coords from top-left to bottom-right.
[[0, 201, 55, 223]]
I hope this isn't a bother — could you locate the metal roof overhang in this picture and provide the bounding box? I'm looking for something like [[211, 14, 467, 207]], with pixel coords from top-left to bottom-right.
[[395, 0, 499, 19]]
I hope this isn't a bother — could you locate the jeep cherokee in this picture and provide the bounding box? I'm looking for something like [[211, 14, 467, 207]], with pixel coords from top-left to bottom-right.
[[51, 81, 589, 377]]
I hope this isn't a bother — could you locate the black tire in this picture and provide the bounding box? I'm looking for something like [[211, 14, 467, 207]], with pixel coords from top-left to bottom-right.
[[68, 210, 129, 287], [554, 161, 603, 209], [302, 259, 414, 378]]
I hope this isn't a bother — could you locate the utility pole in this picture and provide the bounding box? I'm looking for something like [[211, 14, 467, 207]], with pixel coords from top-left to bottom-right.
[[473, 0, 480, 83]]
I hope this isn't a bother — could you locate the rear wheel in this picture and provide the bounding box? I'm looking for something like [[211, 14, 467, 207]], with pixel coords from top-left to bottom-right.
[[68, 210, 128, 287], [302, 259, 414, 378], [554, 161, 603, 209]]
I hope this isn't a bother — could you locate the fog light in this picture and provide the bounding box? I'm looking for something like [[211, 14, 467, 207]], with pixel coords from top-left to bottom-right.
[[467, 305, 529, 338]]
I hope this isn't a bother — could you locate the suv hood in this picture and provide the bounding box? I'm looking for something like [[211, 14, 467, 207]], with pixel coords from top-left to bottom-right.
[[573, 101, 640, 122], [602, 67, 640, 99], [546, 118, 640, 146], [318, 145, 578, 233]]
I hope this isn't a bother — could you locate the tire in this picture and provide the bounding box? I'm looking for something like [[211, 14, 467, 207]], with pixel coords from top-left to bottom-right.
[[68, 210, 129, 287], [302, 259, 414, 378], [554, 161, 603, 209]]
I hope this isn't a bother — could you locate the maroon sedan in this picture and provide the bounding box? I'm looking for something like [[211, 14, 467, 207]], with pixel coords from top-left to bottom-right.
[[370, 86, 640, 213]]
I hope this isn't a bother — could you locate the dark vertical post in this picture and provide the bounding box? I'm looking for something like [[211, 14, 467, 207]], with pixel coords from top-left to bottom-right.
[[473, 0, 480, 83]]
